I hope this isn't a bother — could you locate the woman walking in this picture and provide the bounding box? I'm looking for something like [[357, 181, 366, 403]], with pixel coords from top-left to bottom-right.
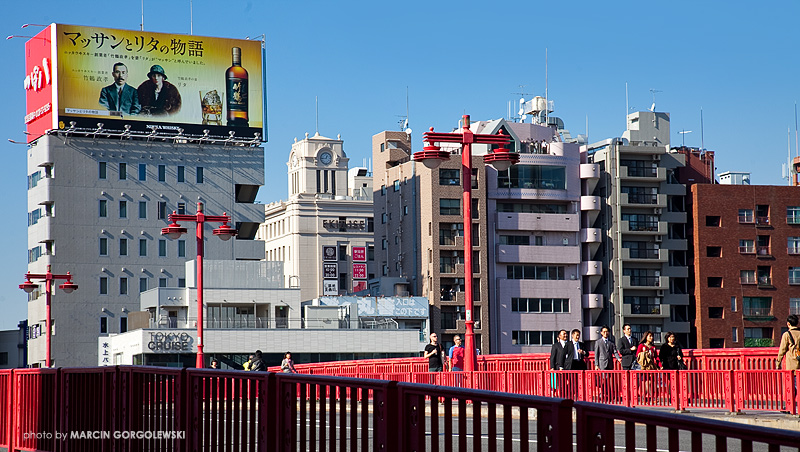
[[281, 351, 298, 373], [659, 332, 685, 370]]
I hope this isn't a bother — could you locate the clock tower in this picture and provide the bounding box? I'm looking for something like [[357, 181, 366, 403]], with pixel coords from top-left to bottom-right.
[[288, 132, 349, 197]]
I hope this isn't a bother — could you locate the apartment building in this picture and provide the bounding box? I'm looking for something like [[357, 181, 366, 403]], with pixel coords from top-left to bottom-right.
[[588, 111, 691, 345], [692, 183, 800, 348]]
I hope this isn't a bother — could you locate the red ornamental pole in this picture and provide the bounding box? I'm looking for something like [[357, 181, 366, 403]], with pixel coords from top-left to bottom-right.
[[45, 271, 52, 367], [195, 205, 205, 369]]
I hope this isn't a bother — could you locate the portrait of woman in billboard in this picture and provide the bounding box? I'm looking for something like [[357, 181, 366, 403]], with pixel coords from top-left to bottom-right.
[[137, 65, 182, 116]]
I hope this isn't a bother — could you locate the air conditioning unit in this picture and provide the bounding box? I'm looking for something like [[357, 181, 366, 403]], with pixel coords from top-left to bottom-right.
[[654, 208, 662, 214], [655, 235, 662, 242], [651, 154, 661, 162]]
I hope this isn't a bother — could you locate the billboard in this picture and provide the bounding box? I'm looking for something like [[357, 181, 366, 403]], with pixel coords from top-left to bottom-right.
[[24, 24, 264, 142]]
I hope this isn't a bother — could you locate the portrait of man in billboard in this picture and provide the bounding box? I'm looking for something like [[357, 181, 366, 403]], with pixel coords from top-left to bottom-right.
[[98, 62, 141, 115], [137, 65, 182, 116]]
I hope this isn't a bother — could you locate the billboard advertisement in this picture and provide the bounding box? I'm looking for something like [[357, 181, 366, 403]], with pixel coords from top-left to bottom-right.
[[352, 263, 367, 280], [352, 246, 366, 262], [25, 24, 264, 142]]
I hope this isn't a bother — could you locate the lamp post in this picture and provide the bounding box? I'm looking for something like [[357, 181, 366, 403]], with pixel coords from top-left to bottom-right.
[[161, 202, 237, 368], [19, 265, 78, 367], [413, 114, 519, 372]]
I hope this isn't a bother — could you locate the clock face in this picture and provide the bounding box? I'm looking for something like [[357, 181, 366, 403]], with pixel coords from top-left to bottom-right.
[[291, 155, 298, 167], [319, 151, 333, 165]]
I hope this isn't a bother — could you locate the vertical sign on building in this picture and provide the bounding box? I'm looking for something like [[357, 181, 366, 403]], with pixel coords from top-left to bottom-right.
[[352, 246, 366, 262], [322, 245, 338, 295], [24, 25, 56, 142], [352, 245, 367, 292]]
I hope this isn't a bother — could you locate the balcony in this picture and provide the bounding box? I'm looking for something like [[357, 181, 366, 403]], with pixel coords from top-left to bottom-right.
[[619, 166, 666, 181], [620, 220, 667, 236], [738, 214, 754, 224], [496, 244, 580, 264], [622, 275, 668, 290], [580, 163, 600, 180], [756, 246, 772, 257], [740, 275, 757, 285], [623, 303, 669, 318], [580, 261, 603, 277], [621, 247, 667, 262], [580, 196, 601, 212], [757, 276, 773, 288], [739, 245, 756, 254], [496, 213, 579, 232], [581, 228, 602, 244], [743, 307, 773, 319], [620, 192, 667, 208], [789, 247, 800, 255], [755, 217, 771, 228]]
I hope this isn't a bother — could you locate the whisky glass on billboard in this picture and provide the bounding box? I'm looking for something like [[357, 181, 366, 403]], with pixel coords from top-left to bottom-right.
[[226, 47, 248, 127], [200, 89, 223, 125]]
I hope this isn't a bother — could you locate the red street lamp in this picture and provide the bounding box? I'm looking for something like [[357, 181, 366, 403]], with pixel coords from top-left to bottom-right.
[[413, 114, 519, 373], [161, 202, 237, 368], [19, 265, 78, 367]]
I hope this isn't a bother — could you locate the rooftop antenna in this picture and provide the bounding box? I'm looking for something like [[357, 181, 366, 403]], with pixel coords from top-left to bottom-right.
[[795, 102, 798, 158], [649, 89, 662, 112], [787, 127, 792, 185], [141, 0, 144, 31], [315, 96, 319, 135], [545, 48, 548, 126], [513, 85, 532, 123], [678, 129, 692, 147], [625, 82, 629, 122], [405, 86, 412, 137], [700, 108, 705, 151]]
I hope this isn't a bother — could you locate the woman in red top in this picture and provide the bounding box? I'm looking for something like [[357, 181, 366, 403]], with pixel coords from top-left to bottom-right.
[[635, 330, 660, 370]]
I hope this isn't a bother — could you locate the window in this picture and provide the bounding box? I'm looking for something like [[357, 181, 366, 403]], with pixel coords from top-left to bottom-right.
[[119, 277, 128, 295], [740, 270, 756, 284], [381, 213, 387, 224], [512, 331, 559, 346], [707, 277, 722, 288], [178, 278, 186, 288], [732, 328, 738, 343], [471, 198, 479, 219], [498, 165, 566, 189], [744, 327, 774, 347], [706, 246, 721, 257], [499, 235, 530, 245], [177, 203, 186, 215], [158, 202, 167, 220], [439, 169, 460, 185], [393, 180, 400, 191], [623, 296, 662, 314], [381, 239, 387, 250], [743, 297, 772, 317], [739, 239, 755, 254], [100, 317, 108, 334], [440, 199, 460, 215], [196, 167, 204, 183], [119, 163, 127, 180], [158, 164, 166, 182], [709, 338, 724, 348], [623, 268, 660, 286], [790, 267, 800, 285], [439, 223, 464, 245], [119, 238, 128, 256], [99, 162, 107, 179], [99, 200, 108, 218], [788, 206, 800, 224], [791, 298, 800, 315], [120, 317, 128, 334], [139, 278, 148, 293], [708, 307, 724, 319], [731, 297, 737, 312], [506, 265, 565, 280], [138, 201, 147, 219], [380, 185, 386, 195], [368, 245, 374, 261], [100, 277, 108, 295], [119, 201, 127, 219], [511, 298, 570, 313], [789, 237, 800, 255], [138, 163, 146, 181], [705, 216, 721, 227], [757, 235, 771, 255], [139, 239, 147, 257], [99, 238, 108, 256], [178, 240, 186, 257], [159, 239, 167, 257], [403, 205, 409, 216], [339, 245, 347, 261], [159, 278, 167, 288], [738, 209, 754, 223], [471, 168, 478, 189], [177, 166, 185, 182], [756, 205, 770, 225]]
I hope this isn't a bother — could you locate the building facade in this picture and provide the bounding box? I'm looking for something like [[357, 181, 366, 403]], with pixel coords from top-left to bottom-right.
[[588, 111, 691, 345], [692, 184, 800, 348], [25, 135, 265, 367], [257, 132, 376, 302]]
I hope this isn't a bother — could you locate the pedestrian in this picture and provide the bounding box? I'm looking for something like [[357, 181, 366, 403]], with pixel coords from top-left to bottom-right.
[[777, 314, 800, 370], [617, 324, 638, 370], [424, 333, 445, 372], [635, 331, 659, 403], [281, 351, 298, 373], [549, 329, 568, 395], [594, 326, 622, 370], [563, 329, 587, 370], [249, 350, 266, 372], [242, 354, 254, 371], [659, 332, 685, 370], [448, 335, 465, 372], [210, 359, 220, 369]]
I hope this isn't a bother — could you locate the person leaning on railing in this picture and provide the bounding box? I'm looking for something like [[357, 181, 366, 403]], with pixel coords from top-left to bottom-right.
[[776, 314, 800, 370]]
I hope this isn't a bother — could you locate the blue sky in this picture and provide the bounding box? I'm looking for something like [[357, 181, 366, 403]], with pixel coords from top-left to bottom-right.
[[1, 1, 798, 329]]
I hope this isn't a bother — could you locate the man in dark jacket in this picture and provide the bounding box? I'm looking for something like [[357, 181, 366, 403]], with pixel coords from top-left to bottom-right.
[[549, 329, 568, 370], [249, 350, 266, 371], [617, 324, 638, 370], [563, 329, 587, 370]]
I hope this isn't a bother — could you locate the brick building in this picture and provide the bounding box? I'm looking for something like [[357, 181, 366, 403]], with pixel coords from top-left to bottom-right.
[[692, 184, 800, 348]]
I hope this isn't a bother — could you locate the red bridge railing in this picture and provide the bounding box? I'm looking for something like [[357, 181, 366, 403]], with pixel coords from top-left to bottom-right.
[[2, 366, 800, 451]]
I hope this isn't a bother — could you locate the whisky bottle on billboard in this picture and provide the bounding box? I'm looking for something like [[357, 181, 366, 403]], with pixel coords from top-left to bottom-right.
[[226, 47, 249, 127]]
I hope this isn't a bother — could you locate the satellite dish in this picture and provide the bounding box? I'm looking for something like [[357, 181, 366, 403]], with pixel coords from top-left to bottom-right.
[[519, 97, 525, 104], [404, 128, 412, 135]]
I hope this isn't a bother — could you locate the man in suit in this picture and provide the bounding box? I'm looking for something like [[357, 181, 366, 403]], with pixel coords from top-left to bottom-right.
[[617, 324, 638, 370], [99, 63, 141, 115], [549, 329, 568, 370], [594, 325, 622, 370], [563, 329, 587, 370]]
